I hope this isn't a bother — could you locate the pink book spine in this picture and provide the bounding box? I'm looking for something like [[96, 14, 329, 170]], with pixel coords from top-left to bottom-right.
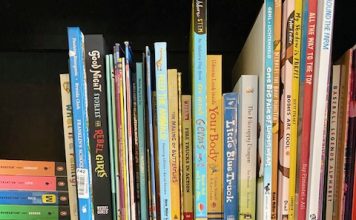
[[0, 175, 66, 191]]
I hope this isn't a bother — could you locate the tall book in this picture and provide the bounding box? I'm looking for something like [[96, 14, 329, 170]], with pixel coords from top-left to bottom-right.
[[154, 42, 171, 219], [145, 46, 158, 220], [85, 35, 113, 219], [168, 69, 181, 220], [233, 75, 258, 220], [60, 73, 79, 220], [182, 95, 194, 220], [67, 27, 94, 220], [223, 92, 239, 220], [177, 71, 184, 220], [190, 0, 208, 218], [306, 0, 335, 218], [272, 0, 282, 218], [207, 55, 223, 219], [152, 91, 161, 218], [232, 1, 274, 218]]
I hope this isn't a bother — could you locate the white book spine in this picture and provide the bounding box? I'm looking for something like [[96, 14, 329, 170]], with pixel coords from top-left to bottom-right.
[[306, 0, 335, 219]]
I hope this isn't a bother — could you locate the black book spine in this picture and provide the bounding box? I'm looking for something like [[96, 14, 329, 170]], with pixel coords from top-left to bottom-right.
[[84, 34, 113, 219]]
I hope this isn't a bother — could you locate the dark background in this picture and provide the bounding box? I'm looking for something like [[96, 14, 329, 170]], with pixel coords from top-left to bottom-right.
[[0, 0, 355, 162]]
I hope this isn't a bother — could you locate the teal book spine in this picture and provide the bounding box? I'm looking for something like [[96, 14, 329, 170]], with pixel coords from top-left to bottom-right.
[[154, 42, 171, 220], [137, 62, 149, 219], [190, 0, 208, 218]]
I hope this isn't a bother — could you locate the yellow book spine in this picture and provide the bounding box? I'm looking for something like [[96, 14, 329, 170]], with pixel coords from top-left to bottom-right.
[[289, 0, 302, 218], [168, 69, 181, 220], [206, 55, 223, 219], [182, 95, 193, 219], [177, 72, 184, 220]]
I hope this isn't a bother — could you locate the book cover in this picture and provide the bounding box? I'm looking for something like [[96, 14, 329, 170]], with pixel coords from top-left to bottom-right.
[[168, 69, 181, 220], [85, 34, 112, 219], [223, 92, 239, 220], [67, 27, 93, 220], [182, 95, 194, 220], [0, 160, 66, 177], [60, 73, 79, 220], [0, 205, 70, 220], [206, 55, 223, 220], [0, 191, 69, 206], [0, 175, 67, 191], [190, 0, 208, 218], [233, 75, 258, 220], [154, 42, 171, 220], [306, 0, 335, 218]]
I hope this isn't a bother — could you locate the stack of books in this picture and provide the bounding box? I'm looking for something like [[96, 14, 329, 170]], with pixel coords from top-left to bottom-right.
[[0, 159, 70, 220]]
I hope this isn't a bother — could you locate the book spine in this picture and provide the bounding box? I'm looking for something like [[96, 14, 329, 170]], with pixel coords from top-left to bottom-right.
[[0, 175, 67, 191], [207, 55, 223, 219], [0, 160, 66, 177], [324, 66, 341, 220], [0, 191, 69, 205], [223, 92, 239, 220], [137, 62, 149, 220], [145, 46, 158, 220], [191, 0, 208, 218], [351, 48, 356, 220], [85, 35, 113, 219], [177, 71, 184, 220], [182, 95, 194, 220], [0, 205, 70, 220], [272, 0, 282, 218], [67, 27, 93, 220], [152, 91, 161, 218], [168, 69, 181, 220], [60, 73, 79, 220], [234, 75, 258, 220], [297, 0, 317, 219], [306, 0, 335, 218], [154, 42, 171, 220]]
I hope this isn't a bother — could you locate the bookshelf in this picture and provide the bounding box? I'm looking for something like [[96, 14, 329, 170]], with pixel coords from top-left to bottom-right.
[[0, 0, 355, 163]]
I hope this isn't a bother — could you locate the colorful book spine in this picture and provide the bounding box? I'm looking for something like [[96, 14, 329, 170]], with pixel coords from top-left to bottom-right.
[[67, 27, 93, 220], [223, 92, 238, 220], [152, 91, 161, 218], [190, 0, 208, 218], [0, 160, 66, 177], [272, 0, 282, 218], [168, 69, 181, 220], [297, 0, 317, 219], [0, 191, 69, 206], [306, 0, 335, 218], [324, 65, 340, 220], [137, 62, 149, 220], [234, 75, 258, 220], [207, 55, 223, 219], [182, 95, 194, 220], [85, 34, 113, 220], [145, 46, 158, 220], [154, 42, 171, 220], [60, 73, 79, 220], [177, 71, 184, 220], [0, 205, 70, 220], [0, 175, 67, 191]]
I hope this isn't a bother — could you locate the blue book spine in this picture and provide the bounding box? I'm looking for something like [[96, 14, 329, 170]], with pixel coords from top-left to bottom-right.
[[146, 46, 158, 220], [0, 191, 69, 206], [191, 0, 208, 218], [223, 93, 239, 220], [154, 42, 171, 220], [67, 27, 94, 220]]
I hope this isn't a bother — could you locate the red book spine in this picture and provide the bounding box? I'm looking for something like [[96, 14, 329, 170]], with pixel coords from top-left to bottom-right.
[[297, 0, 318, 219]]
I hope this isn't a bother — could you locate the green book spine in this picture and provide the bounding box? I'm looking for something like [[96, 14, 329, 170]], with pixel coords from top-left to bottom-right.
[[0, 205, 70, 220]]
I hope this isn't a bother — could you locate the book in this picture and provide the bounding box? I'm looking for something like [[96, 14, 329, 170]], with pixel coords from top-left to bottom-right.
[[154, 42, 171, 219], [351, 47, 356, 220], [0, 191, 69, 206], [223, 92, 239, 220], [60, 73, 79, 220], [232, 1, 275, 218], [233, 75, 258, 220], [0, 175, 67, 191], [182, 95, 194, 220], [67, 27, 93, 220], [85, 34, 113, 219], [177, 71, 184, 220], [168, 69, 181, 220], [0, 160, 66, 177], [152, 91, 161, 218], [0, 205, 70, 220], [190, 0, 208, 218], [207, 55, 223, 220], [306, 0, 335, 218]]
